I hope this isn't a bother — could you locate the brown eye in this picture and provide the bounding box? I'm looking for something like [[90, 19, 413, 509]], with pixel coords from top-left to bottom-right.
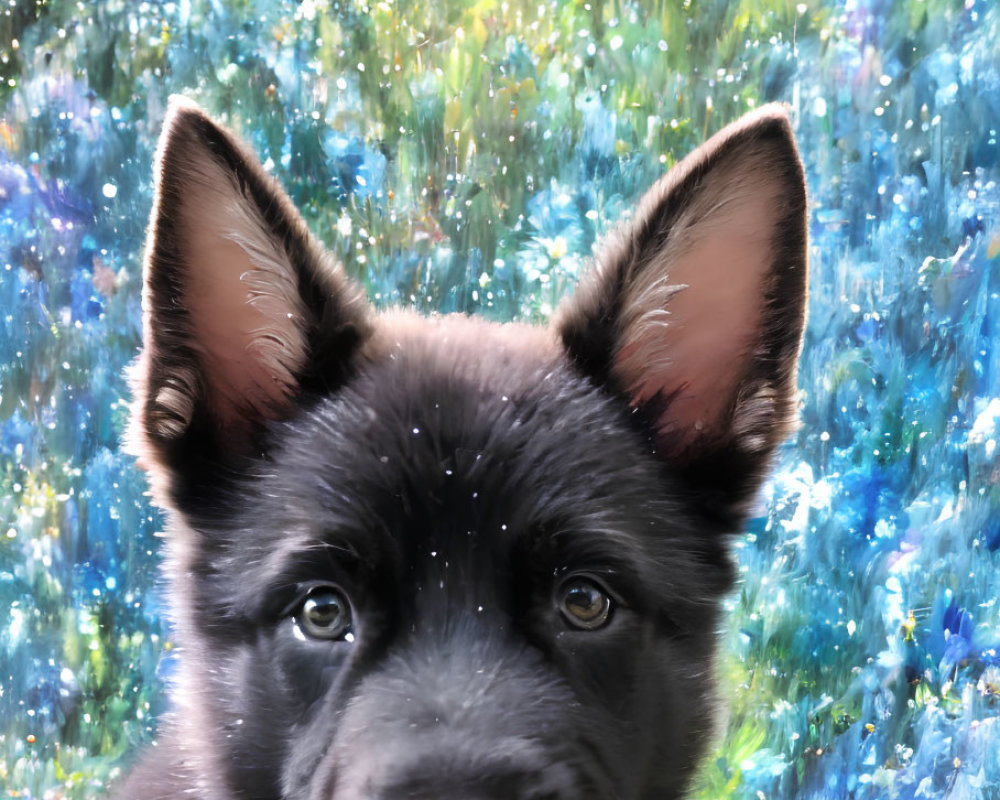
[[296, 586, 353, 641], [558, 577, 613, 630]]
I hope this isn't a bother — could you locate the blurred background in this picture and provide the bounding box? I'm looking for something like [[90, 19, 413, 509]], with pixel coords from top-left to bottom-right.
[[1, 0, 999, 797]]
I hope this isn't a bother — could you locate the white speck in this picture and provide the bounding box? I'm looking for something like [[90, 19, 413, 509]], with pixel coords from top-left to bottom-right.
[[102, 183, 117, 199]]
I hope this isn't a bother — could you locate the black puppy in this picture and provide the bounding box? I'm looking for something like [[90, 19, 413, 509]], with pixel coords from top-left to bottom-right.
[[119, 97, 807, 799]]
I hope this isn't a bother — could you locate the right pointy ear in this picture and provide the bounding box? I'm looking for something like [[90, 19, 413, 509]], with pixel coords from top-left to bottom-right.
[[555, 106, 808, 518], [129, 97, 372, 499]]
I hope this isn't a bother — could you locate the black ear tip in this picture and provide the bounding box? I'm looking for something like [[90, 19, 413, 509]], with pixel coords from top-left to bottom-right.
[[725, 105, 806, 200], [156, 97, 210, 169], [155, 97, 245, 181], [722, 103, 799, 153], [740, 102, 793, 128], [160, 96, 210, 142]]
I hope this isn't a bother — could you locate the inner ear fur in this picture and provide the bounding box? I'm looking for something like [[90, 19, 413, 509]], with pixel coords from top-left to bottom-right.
[[556, 105, 808, 511], [129, 97, 372, 499]]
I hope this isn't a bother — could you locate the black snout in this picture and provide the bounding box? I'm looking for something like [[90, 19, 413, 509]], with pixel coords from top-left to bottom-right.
[[303, 634, 617, 800]]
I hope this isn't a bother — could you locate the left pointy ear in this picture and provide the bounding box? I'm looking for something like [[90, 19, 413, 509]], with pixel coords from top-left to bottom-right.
[[129, 98, 373, 506], [555, 105, 808, 514]]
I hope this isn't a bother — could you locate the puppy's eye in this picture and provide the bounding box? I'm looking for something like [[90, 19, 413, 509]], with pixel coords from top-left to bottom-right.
[[296, 586, 353, 641], [557, 577, 612, 630]]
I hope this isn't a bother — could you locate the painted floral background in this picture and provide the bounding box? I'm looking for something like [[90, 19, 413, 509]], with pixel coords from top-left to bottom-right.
[[2, 0, 999, 797]]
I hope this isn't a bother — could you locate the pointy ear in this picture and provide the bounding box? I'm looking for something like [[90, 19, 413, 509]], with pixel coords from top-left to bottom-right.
[[556, 105, 808, 517], [129, 97, 372, 504]]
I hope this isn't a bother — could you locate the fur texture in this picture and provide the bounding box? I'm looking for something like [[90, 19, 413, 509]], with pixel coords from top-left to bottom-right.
[[118, 98, 807, 800]]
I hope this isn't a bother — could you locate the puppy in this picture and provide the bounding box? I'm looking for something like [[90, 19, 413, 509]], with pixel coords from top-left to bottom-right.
[[119, 97, 807, 799]]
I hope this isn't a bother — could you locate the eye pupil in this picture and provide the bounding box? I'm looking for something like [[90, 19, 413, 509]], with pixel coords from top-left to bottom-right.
[[566, 586, 600, 616], [305, 595, 342, 624], [559, 578, 612, 630], [297, 588, 352, 640]]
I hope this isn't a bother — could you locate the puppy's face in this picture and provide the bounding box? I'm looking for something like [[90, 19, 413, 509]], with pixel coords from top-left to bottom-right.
[[130, 99, 807, 799], [186, 322, 729, 799]]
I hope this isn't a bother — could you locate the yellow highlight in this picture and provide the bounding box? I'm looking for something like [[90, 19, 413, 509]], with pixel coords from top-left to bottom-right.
[[988, 233, 1000, 260], [0, 121, 15, 150]]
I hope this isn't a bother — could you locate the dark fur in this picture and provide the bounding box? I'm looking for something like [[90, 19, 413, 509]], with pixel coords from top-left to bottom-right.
[[118, 98, 807, 799]]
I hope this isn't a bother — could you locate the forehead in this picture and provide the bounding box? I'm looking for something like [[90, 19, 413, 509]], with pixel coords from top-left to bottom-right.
[[299, 324, 637, 487], [249, 314, 670, 560]]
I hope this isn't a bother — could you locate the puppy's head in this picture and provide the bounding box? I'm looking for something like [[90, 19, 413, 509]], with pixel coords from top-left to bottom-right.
[[130, 98, 806, 800]]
